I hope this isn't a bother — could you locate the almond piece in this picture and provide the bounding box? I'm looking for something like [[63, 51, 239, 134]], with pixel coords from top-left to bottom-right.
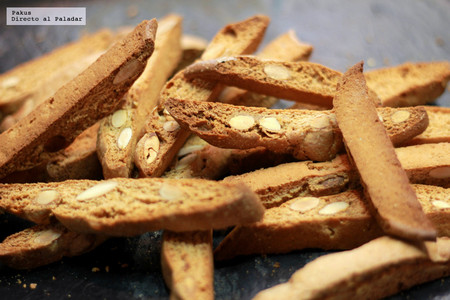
[[175, 153, 197, 170], [117, 127, 133, 149], [310, 115, 331, 129], [429, 167, 450, 179], [76, 181, 118, 201], [229, 115, 255, 130], [391, 110, 411, 123], [177, 144, 206, 157], [111, 109, 128, 128], [34, 190, 59, 205], [263, 64, 291, 80], [33, 229, 62, 245], [318, 201, 349, 215], [289, 197, 320, 213], [432, 200, 450, 209], [159, 182, 184, 201], [1, 76, 20, 89], [259, 117, 281, 132], [113, 58, 144, 85], [163, 120, 180, 132], [142, 133, 160, 164]]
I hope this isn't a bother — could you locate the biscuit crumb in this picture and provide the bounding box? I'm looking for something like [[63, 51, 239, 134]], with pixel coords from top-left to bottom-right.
[[91, 267, 100, 273], [23, 284, 27, 288], [52, 276, 56, 281], [273, 262, 280, 268], [105, 266, 110, 272], [30, 283, 37, 289], [17, 279, 22, 284]]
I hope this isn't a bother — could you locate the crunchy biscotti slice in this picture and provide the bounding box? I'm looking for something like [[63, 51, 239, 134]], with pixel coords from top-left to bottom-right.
[[365, 61, 450, 107], [97, 15, 183, 179], [161, 230, 214, 300], [397, 143, 450, 187], [0, 29, 115, 115], [164, 98, 428, 161], [134, 15, 270, 177], [403, 106, 450, 146], [219, 30, 313, 107], [252, 236, 450, 300], [0, 223, 107, 269], [0, 19, 158, 180], [184, 55, 342, 108], [214, 185, 450, 260], [333, 62, 435, 241], [0, 178, 264, 236]]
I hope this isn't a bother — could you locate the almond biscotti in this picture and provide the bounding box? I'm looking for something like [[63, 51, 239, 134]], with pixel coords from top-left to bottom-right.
[[184, 55, 342, 108], [253, 236, 450, 300], [0, 19, 158, 180], [403, 106, 450, 146], [161, 230, 214, 300], [0, 29, 115, 115], [214, 185, 450, 260], [333, 62, 435, 241], [135, 15, 270, 177], [97, 15, 183, 179], [0, 178, 264, 236], [219, 30, 313, 107], [164, 98, 428, 161], [365, 61, 450, 107], [0, 223, 107, 269]]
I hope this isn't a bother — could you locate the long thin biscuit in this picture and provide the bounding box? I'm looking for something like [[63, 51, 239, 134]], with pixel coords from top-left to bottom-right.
[[0, 29, 115, 114], [214, 185, 450, 260], [184, 56, 342, 108], [0, 19, 158, 180], [97, 15, 183, 178], [365, 61, 450, 107], [219, 30, 313, 107], [164, 98, 428, 161], [0, 178, 264, 236], [252, 236, 450, 300], [0, 223, 107, 269], [161, 230, 214, 300], [134, 15, 270, 177], [333, 61, 435, 241]]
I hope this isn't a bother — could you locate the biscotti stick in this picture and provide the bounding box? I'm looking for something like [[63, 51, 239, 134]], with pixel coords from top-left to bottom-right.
[[333, 61, 435, 241], [0, 178, 264, 236], [219, 30, 313, 107], [161, 230, 214, 300], [184, 55, 342, 108], [403, 106, 450, 146], [134, 15, 270, 177], [253, 236, 450, 300], [164, 98, 428, 161], [97, 15, 183, 179], [0, 19, 158, 180], [0, 223, 107, 269], [365, 61, 450, 107], [0, 29, 115, 115], [214, 185, 450, 260]]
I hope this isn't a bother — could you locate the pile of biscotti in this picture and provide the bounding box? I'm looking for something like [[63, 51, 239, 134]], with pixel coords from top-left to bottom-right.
[[0, 14, 449, 299]]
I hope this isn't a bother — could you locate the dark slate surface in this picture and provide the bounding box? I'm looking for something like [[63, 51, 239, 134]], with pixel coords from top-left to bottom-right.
[[0, 0, 449, 299]]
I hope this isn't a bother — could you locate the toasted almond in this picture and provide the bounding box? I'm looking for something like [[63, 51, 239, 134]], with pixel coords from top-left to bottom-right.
[[1, 76, 20, 89], [259, 117, 281, 132], [175, 153, 198, 170], [391, 110, 411, 123], [34, 190, 59, 205], [229, 115, 255, 130], [111, 109, 128, 128], [163, 120, 180, 132], [113, 58, 143, 85], [76, 181, 118, 201], [318, 201, 349, 215], [142, 133, 160, 164], [289, 197, 320, 213], [429, 167, 450, 179], [159, 182, 184, 201], [177, 144, 206, 157], [117, 127, 133, 149], [263, 64, 291, 80], [432, 200, 450, 209], [33, 229, 62, 245], [310, 115, 331, 129]]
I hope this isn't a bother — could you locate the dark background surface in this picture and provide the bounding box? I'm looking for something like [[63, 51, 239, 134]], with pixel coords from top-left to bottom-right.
[[0, 0, 449, 299]]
